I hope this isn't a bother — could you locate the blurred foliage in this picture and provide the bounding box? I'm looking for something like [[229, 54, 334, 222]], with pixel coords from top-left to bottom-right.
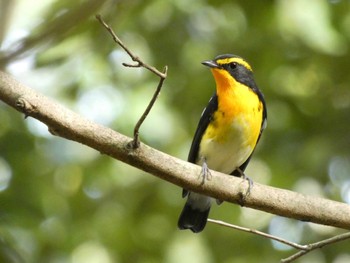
[[0, 0, 350, 262]]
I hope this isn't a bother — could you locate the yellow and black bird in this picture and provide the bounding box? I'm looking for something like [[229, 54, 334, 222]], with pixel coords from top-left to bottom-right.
[[178, 54, 267, 233]]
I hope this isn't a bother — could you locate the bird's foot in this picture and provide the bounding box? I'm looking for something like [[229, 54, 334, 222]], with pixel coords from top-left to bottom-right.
[[200, 158, 212, 184], [236, 167, 254, 205]]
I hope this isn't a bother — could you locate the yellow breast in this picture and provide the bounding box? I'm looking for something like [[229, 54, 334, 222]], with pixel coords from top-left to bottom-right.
[[199, 68, 263, 173]]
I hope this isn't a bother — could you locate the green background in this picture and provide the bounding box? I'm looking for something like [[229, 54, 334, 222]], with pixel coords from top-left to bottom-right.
[[0, 0, 350, 262]]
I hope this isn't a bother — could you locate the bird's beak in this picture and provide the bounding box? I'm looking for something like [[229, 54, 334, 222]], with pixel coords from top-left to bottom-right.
[[202, 60, 220, 69]]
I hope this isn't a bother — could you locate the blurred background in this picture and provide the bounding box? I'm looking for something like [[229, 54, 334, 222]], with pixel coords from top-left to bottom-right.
[[0, 0, 350, 262]]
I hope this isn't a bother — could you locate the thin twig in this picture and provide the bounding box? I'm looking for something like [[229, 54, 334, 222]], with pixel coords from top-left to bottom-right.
[[281, 231, 350, 263], [208, 219, 308, 250], [96, 14, 168, 148], [208, 218, 350, 263], [132, 66, 168, 148], [96, 14, 167, 78]]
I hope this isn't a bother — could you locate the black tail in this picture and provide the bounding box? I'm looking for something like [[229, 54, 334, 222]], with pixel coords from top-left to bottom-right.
[[177, 203, 210, 233]]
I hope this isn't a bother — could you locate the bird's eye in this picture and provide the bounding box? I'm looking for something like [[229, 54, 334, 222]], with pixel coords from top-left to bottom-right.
[[228, 62, 237, 69]]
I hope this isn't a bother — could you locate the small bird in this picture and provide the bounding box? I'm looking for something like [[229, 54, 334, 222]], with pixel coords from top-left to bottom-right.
[[178, 54, 267, 233]]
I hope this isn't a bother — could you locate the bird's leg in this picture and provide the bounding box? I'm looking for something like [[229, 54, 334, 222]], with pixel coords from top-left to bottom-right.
[[237, 167, 254, 198], [200, 157, 212, 184]]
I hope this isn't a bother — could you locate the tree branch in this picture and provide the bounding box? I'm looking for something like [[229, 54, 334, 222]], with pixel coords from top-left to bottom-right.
[[208, 219, 308, 250], [0, 0, 108, 67], [95, 15, 167, 79], [1, 71, 350, 230], [208, 219, 350, 262], [95, 14, 168, 149], [281, 232, 350, 262]]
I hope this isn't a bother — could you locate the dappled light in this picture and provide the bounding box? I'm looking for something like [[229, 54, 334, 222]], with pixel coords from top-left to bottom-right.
[[1, 0, 350, 262]]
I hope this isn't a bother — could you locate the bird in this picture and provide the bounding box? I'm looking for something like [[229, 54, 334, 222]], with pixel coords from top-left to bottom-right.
[[177, 54, 267, 233]]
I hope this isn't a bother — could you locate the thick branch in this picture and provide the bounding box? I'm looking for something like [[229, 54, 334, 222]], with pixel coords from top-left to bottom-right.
[[1, 70, 350, 230]]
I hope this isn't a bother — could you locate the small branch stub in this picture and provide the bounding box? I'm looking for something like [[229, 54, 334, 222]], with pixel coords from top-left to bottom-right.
[[15, 97, 35, 118]]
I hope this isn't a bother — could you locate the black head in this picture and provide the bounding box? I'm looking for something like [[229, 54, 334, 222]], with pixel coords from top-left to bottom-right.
[[202, 54, 257, 90]]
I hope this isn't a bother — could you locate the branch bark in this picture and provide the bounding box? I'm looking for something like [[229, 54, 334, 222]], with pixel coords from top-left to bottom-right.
[[1, 70, 350, 230]]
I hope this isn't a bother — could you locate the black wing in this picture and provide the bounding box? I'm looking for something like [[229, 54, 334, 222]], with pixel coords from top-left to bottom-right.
[[182, 94, 218, 197], [187, 94, 218, 163]]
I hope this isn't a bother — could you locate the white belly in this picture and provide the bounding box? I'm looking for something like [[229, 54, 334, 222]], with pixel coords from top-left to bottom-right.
[[198, 117, 254, 174]]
